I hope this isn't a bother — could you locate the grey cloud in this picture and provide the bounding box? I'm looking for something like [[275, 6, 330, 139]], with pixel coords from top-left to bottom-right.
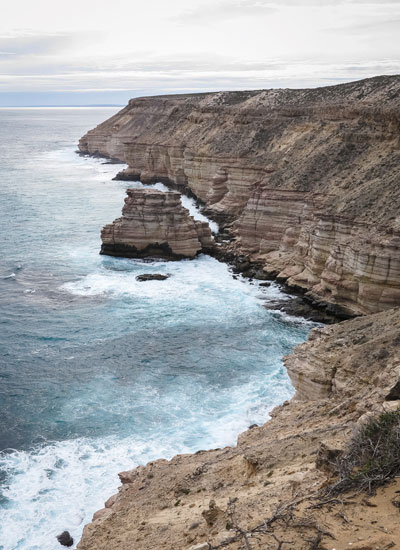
[[0, 30, 104, 60], [174, 0, 400, 22], [0, 56, 398, 94], [324, 17, 400, 42], [0, 51, 287, 77], [267, 0, 400, 4], [0, 33, 75, 57], [348, 18, 400, 32], [173, 1, 275, 24], [116, 58, 287, 74]]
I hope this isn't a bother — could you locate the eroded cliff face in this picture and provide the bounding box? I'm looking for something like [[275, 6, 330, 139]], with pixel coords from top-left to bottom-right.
[[285, 307, 400, 401], [79, 75, 400, 315], [101, 188, 214, 259], [235, 190, 400, 316], [76, 77, 400, 550], [78, 308, 400, 550]]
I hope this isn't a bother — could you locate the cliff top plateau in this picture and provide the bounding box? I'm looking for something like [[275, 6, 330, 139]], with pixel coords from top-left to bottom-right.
[[80, 75, 400, 226]]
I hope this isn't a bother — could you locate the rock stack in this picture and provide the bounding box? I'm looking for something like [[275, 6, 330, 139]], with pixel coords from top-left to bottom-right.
[[100, 188, 214, 260]]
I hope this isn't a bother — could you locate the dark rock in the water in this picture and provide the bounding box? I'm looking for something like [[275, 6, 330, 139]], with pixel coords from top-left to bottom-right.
[[136, 273, 171, 282], [57, 531, 74, 547], [113, 168, 141, 181], [259, 282, 271, 287], [233, 261, 272, 281], [215, 231, 235, 243], [265, 296, 338, 324], [101, 158, 125, 165]]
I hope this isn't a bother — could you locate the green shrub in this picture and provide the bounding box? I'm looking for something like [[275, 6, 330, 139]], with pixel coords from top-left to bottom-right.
[[329, 409, 400, 494]]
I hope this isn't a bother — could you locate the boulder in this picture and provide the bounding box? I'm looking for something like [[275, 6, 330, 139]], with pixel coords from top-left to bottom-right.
[[136, 273, 171, 281], [56, 531, 74, 547]]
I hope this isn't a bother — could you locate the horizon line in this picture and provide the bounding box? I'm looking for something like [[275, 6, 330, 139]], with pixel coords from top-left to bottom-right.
[[0, 104, 125, 108]]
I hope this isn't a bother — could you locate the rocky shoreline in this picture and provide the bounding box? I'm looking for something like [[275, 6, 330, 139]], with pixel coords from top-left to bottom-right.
[[79, 75, 400, 318], [76, 76, 400, 550], [77, 308, 400, 550], [95, 177, 340, 323]]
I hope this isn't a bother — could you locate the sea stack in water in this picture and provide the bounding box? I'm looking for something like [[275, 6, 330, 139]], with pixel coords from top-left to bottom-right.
[[101, 188, 214, 259]]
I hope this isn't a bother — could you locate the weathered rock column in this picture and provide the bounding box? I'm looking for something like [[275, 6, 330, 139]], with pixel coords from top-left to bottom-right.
[[100, 188, 214, 260]]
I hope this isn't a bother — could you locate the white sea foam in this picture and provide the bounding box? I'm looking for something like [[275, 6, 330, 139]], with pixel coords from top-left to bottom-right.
[[0, 133, 311, 550], [0, 436, 185, 550], [60, 256, 284, 306], [121, 180, 219, 233], [0, 368, 292, 550], [180, 194, 219, 233]]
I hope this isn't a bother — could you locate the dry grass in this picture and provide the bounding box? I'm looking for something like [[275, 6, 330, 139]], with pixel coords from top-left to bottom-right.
[[327, 409, 400, 495]]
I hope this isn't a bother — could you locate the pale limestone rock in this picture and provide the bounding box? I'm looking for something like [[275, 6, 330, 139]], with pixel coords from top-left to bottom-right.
[[92, 508, 112, 521], [77, 309, 400, 550], [80, 76, 400, 315], [236, 190, 400, 316], [100, 188, 213, 260], [285, 307, 400, 401]]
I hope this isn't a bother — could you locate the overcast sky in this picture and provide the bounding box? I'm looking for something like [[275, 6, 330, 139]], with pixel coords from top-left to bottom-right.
[[1, 0, 399, 105]]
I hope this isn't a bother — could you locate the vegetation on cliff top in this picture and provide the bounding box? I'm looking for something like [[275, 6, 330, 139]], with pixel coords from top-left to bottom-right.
[[330, 409, 400, 494]]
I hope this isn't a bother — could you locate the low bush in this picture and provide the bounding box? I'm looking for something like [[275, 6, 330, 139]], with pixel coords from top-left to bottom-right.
[[328, 409, 400, 494]]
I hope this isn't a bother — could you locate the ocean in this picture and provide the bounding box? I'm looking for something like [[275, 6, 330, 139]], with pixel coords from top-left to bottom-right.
[[0, 108, 312, 550]]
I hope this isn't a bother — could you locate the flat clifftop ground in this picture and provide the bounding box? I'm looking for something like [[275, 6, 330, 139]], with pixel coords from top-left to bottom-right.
[[78, 308, 400, 550]]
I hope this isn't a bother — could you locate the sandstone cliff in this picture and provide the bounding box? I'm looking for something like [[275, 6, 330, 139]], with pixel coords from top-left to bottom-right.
[[79, 75, 400, 316], [77, 78, 400, 548], [78, 308, 400, 550], [100, 188, 214, 259]]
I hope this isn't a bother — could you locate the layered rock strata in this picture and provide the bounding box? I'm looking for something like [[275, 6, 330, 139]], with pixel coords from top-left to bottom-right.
[[78, 308, 400, 550], [76, 76, 400, 550], [235, 189, 400, 316], [101, 188, 214, 259], [79, 75, 400, 315]]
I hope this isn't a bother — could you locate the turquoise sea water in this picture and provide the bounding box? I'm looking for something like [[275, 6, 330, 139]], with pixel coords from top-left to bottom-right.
[[0, 108, 312, 550]]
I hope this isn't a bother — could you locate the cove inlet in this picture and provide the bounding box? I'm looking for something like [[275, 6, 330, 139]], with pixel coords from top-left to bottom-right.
[[0, 108, 313, 550]]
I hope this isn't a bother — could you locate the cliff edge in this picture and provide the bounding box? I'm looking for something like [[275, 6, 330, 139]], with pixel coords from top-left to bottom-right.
[[78, 308, 400, 550], [77, 77, 400, 550], [79, 75, 400, 316]]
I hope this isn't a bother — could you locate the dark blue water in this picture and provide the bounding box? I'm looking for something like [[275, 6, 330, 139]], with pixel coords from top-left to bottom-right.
[[0, 108, 312, 550]]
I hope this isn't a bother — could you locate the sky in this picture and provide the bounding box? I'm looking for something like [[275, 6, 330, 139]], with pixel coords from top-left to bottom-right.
[[1, 0, 400, 105]]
